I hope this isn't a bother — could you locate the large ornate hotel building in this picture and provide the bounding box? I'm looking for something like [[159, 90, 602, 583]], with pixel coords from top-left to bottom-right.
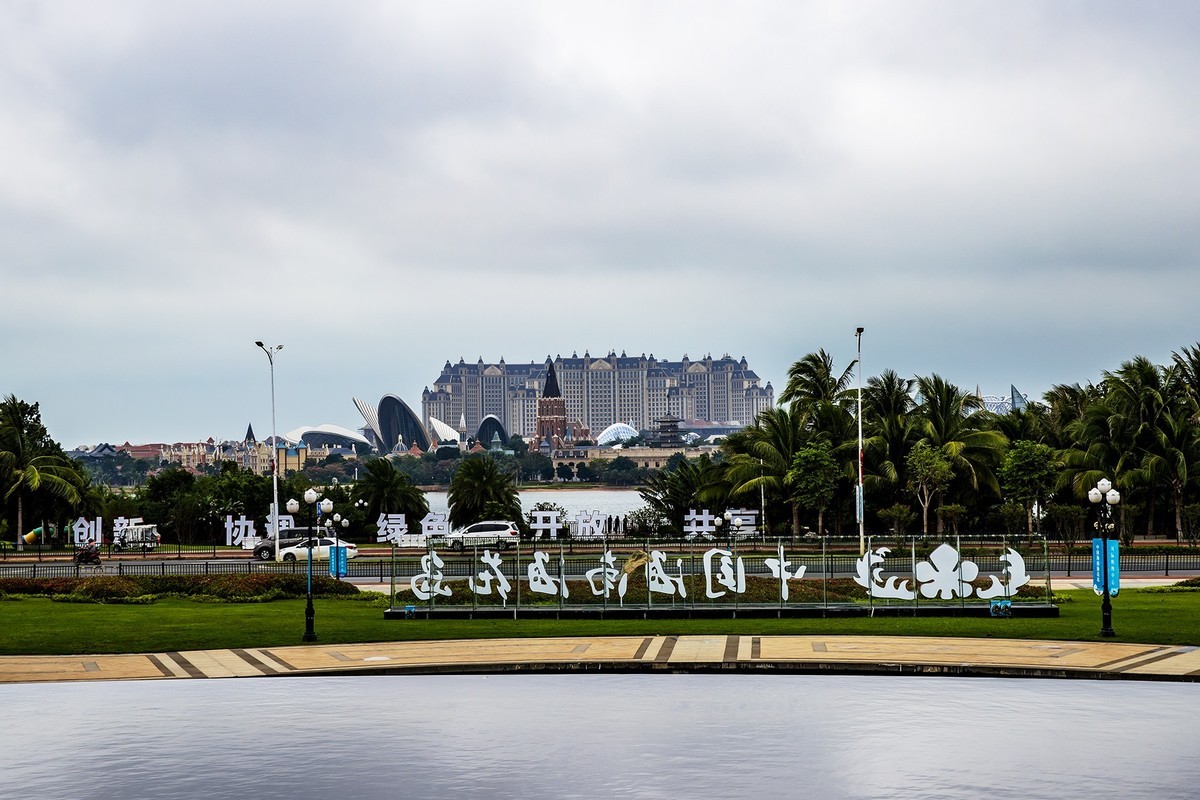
[[420, 351, 774, 443]]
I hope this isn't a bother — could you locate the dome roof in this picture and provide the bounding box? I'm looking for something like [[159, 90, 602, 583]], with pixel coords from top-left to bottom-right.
[[597, 422, 639, 446]]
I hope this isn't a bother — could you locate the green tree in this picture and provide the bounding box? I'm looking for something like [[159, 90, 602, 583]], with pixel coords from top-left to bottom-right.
[[999, 440, 1059, 535], [0, 395, 81, 548], [447, 455, 522, 529], [353, 458, 429, 536], [788, 441, 840, 535], [906, 441, 953, 536], [877, 503, 916, 537]]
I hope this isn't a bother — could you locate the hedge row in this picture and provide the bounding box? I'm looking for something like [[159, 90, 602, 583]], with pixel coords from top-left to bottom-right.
[[0, 574, 361, 602]]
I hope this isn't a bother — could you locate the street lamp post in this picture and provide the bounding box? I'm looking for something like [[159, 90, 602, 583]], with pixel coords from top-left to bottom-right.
[[290, 488, 327, 642], [855, 327, 865, 554], [255, 341, 284, 562], [1089, 478, 1121, 637]]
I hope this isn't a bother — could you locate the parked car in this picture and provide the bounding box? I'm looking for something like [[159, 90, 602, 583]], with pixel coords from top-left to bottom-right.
[[278, 537, 359, 562], [443, 520, 520, 551], [253, 536, 307, 561]]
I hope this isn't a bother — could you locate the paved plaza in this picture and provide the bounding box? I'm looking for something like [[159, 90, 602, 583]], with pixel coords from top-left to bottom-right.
[[2, 633, 1198, 684]]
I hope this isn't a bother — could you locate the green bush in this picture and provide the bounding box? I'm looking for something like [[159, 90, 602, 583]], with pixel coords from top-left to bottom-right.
[[0, 574, 361, 603]]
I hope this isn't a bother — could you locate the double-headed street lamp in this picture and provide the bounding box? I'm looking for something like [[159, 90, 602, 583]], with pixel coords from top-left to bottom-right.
[[286, 488, 332, 642], [1089, 477, 1121, 637], [255, 341, 284, 562]]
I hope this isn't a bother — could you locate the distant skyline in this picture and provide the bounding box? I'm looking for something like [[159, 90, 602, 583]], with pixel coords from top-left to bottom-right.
[[3, 2, 1198, 448]]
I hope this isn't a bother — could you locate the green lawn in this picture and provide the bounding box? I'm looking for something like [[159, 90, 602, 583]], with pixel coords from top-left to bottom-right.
[[2, 587, 1199, 655]]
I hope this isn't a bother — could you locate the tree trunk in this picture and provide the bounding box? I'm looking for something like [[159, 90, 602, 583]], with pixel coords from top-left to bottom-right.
[[791, 501, 800, 536], [16, 494, 23, 551], [817, 507, 825, 536]]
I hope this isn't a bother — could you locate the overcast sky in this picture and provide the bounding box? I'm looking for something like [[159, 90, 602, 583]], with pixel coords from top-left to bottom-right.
[[3, 1, 1199, 448]]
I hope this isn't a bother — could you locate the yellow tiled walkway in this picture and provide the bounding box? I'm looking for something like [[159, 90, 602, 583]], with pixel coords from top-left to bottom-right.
[[2, 635, 1197, 684]]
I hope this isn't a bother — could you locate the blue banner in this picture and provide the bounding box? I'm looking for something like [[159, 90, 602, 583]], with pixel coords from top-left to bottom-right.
[[1091, 538, 1120, 596], [1108, 538, 1120, 597], [329, 546, 348, 578]]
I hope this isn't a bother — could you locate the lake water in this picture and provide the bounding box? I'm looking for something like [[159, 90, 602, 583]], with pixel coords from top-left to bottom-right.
[[426, 488, 645, 519], [4, 674, 1197, 799]]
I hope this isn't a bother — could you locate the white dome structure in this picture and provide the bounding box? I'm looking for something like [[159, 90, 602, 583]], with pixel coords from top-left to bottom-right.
[[597, 422, 639, 446], [282, 423, 371, 448]]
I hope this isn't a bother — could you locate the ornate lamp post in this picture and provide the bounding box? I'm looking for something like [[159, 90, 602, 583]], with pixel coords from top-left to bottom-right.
[[287, 488, 328, 642], [254, 342, 284, 561], [1089, 478, 1121, 637]]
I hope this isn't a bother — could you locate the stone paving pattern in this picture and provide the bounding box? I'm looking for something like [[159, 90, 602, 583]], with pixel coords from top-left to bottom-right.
[[3, 635, 1199, 684]]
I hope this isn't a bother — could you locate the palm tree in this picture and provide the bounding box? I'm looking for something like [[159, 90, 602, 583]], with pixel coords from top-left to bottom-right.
[[780, 349, 856, 412], [639, 455, 721, 534], [1135, 406, 1200, 540], [913, 375, 1006, 518], [1101, 357, 1179, 536], [447, 455, 521, 530], [724, 406, 808, 534], [353, 458, 429, 532], [861, 370, 918, 505], [1, 395, 80, 548]]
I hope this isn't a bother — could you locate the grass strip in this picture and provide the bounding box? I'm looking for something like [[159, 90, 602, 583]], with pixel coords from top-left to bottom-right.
[[2, 587, 1199, 654]]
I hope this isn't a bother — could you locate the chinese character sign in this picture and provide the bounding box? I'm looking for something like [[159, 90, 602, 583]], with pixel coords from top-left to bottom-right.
[[529, 510, 562, 541], [72, 517, 102, 546], [469, 550, 512, 602], [683, 509, 717, 541], [225, 515, 258, 547], [421, 512, 449, 539], [527, 551, 568, 598], [702, 548, 746, 599], [574, 511, 606, 539], [411, 552, 451, 600], [376, 513, 407, 545]]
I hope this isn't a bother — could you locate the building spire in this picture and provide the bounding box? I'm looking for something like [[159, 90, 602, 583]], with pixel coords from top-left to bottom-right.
[[543, 359, 562, 398]]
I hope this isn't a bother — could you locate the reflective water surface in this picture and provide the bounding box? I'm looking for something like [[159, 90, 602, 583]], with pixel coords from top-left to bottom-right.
[[3, 674, 1197, 800]]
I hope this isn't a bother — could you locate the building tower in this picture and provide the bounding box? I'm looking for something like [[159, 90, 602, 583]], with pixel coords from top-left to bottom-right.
[[536, 359, 568, 447]]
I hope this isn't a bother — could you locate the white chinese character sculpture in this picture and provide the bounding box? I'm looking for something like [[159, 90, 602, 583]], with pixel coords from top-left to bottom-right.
[[702, 548, 746, 598], [574, 510, 607, 539], [469, 550, 512, 602], [683, 509, 718, 541], [421, 512, 449, 540], [765, 543, 807, 600], [376, 513, 407, 545], [72, 516, 102, 546], [586, 551, 628, 600], [527, 551, 568, 598], [411, 551, 452, 600], [647, 550, 687, 598], [529, 510, 562, 540], [854, 543, 1029, 602], [224, 515, 258, 547]]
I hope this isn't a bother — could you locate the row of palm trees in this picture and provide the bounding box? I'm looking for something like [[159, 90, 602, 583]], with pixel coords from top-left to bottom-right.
[[642, 344, 1200, 541]]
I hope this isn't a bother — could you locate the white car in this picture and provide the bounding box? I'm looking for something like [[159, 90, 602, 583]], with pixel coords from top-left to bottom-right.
[[278, 537, 359, 562], [444, 521, 520, 550]]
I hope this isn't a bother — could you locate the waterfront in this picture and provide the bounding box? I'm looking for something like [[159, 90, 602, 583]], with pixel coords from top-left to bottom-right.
[[4, 673, 1197, 799]]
